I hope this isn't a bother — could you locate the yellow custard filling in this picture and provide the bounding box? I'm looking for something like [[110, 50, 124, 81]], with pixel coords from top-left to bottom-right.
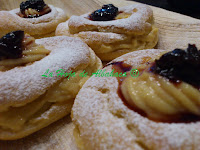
[[66, 7, 158, 61], [0, 49, 101, 136], [73, 125, 87, 150], [76, 26, 158, 61], [18, 5, 51, 18], [121, 71, 200, 120], [0, 70, 85, 131], [95, 10, 158, 56], [0, 34, 50, 71], [96, 27, 158, 54], [115, 8, 138, 20]]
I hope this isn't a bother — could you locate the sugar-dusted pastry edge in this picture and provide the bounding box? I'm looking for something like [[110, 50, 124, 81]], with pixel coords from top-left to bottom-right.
[[0, 38, 102, 140], [0, 36, 91, 110], [0, 5, 68, 37], [72, 49, 200, 150]]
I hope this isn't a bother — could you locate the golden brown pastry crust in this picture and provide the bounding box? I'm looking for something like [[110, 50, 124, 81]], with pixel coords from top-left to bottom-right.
[[0, 36, 102, 140], [0, 5, 68, 38], [56, 4, 158, 61], [72, 49, 200, 150]]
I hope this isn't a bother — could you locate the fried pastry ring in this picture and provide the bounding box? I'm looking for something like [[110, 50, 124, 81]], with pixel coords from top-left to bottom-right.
[[0, 36, 102, 140], [72, 49, 200, 150], [0, 5, 68, 38], [56, 4, 158, 61]]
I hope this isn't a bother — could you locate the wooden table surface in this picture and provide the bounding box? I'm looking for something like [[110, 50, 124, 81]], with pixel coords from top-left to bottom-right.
[[0, 0, 200, 149]]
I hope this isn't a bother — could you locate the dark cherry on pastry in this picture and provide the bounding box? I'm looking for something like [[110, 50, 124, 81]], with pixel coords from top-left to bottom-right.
[[89, 4, 119, 21], [0, 31, 24, 60], [20, 0, 46, 12], [0, 34, 102, 140], [150, 44, 200, 89], [18, 0, 51, 18], [119, 45, 200, 123], [56, 4, 158, 61], [72, 47, 200, 150], [0, 31, 51, 72]]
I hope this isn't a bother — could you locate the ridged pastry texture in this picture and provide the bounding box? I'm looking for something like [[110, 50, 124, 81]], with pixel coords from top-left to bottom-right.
[[72, 49, 200, 150], [0, 5, 68, 38], [0, 36, 102, 140], [56, 4, 158, 61], [121, 71, 200, 120]]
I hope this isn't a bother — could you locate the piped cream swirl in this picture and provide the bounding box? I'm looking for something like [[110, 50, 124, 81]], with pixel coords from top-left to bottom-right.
[[0, 34, 50, 71], [121, 71, 200, 120]]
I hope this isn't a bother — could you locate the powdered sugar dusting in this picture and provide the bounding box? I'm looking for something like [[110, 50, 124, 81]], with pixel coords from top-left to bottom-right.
[[9, 5, 63, 24], [0, 5, 67, 37], [0, 36, 90, 109], [78, 31, 127, 44], [56, 21, 127, 44], [68, 4, 153, 35], [72, 49, 200, 150]]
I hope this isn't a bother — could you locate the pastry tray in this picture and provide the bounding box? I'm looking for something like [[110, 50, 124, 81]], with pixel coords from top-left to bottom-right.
[[0, 0, 200, 149]]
